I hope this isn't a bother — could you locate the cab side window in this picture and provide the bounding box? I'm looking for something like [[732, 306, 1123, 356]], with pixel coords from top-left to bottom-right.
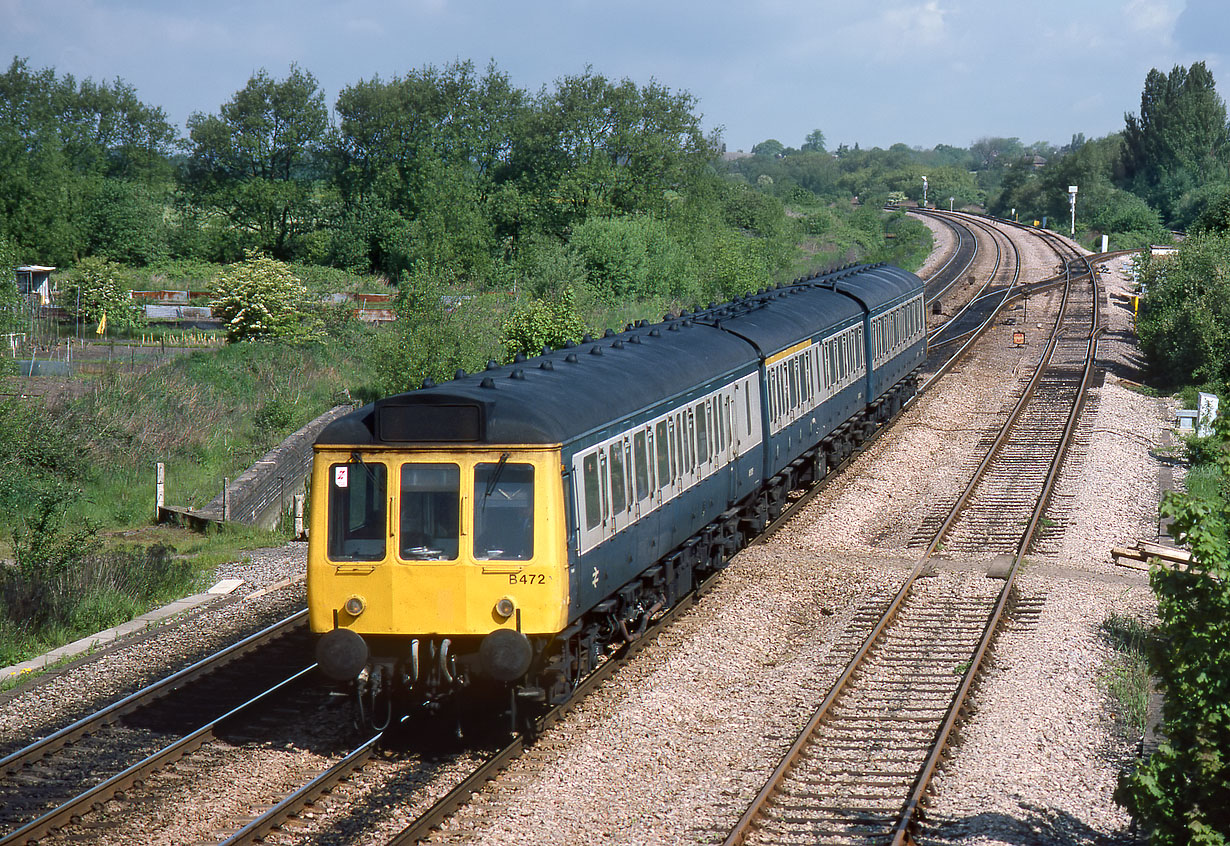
[[328, 462, 387, 561]]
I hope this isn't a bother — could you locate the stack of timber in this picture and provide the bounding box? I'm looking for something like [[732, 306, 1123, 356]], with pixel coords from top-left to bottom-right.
[[1112, 540, 1192, 571]]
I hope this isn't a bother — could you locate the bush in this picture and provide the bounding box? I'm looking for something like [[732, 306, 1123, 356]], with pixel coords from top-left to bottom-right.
[[63, 256, 146, 335], [501, 287, 590, 358], [1116, 416, 1230, 843], [211, 251, 320, 343]]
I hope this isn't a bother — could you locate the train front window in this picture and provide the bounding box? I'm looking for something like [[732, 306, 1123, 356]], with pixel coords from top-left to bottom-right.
[[474, 462, 534, 560], [328, 461, 387, 561], [400, 464, 460, 560]]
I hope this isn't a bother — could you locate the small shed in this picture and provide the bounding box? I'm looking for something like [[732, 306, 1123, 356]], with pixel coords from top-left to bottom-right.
[[15, 265, 56, 298]]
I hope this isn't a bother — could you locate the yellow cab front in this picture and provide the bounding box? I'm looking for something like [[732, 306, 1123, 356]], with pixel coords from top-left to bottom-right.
[[307, 446, 569, 642]]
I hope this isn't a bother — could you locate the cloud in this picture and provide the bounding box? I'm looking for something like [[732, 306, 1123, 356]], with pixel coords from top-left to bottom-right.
[[882, 0, 949, 47], [1125, 0, 1181, 37]]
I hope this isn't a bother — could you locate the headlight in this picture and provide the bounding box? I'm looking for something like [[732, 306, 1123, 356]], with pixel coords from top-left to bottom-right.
[[495, 596, 516, 619], [344, 595, 366, 617]]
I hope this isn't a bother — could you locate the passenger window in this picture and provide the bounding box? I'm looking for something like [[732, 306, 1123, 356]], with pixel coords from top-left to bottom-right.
[[695, 403, 708, 464], [656, 421, 671, 488], [685, 413, 695, 471], [399, 463, 460, 560], [672, 416, 682, 478], [583, 453, 602, 530], [474, 462, 533, 561], [634, 430, 650, 500], [610, 445, 627, 514], [328, 461, 387, 561], [788, 361, 798, 408]]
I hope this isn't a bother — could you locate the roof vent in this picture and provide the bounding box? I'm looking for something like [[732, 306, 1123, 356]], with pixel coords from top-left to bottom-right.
[[510, 369, 526, 380], [612, 339, 624, 349], [455, 369, 467, 380], [486, 359, 500, 371], [649, 328, 661, 338], [589, 346, 604, 356], [565, 353, 579, 364], [628, 335, 642, 344], [604, 328, 616, 338], [542, 345, 553, 355], [540, 360, 555, 371], [420, 377, 436, 389], [514, 352, 526, 363], [663, 312, 675, 321], [668, 323, 680, 332], [681, 319, 692, 327], [480, 377, 496, 389], [582, 333, 594, 343]]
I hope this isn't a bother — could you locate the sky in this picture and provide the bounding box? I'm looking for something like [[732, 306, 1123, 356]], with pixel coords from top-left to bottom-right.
[[2, 0, 1229, 154]]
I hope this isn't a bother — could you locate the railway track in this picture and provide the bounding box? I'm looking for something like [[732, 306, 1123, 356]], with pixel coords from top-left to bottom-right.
[[2, 217, 1106, 845], [722, 250, 1101, 846], [0, 613, 314, 846]]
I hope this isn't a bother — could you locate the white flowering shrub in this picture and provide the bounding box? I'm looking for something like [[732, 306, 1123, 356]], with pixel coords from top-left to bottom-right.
[[211, 251, 314, 343]]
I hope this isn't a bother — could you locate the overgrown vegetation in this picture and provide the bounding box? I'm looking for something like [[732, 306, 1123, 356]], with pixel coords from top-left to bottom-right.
[[1115, 419, 1230, 844], [1135, 232, 1230, 394], [1099, 612, 1154, 737]]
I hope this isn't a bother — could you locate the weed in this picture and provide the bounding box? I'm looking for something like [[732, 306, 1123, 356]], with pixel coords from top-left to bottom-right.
[[1099, 612, 1154, 737]]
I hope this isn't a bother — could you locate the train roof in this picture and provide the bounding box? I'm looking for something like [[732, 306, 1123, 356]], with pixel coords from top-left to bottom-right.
[[317, 263, 923, 448]]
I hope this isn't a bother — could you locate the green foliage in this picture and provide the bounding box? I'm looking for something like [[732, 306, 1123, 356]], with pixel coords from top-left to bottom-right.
[[185, 64, 329, 260], [373, 268, 505, 395], [1136, 233, 1230, 390], [210, 251, 318, 343], [0, 57, 177, 265], [63, 255, 145, 334], [569, 215, 699, 303], [1123, 62, 1230, 227], [801, 129, 826, 153], [1100, 613, 1154, 736], [1116, 416, 1230, 844], [752, 139, 784, 158], [501, 287, 590, 358]]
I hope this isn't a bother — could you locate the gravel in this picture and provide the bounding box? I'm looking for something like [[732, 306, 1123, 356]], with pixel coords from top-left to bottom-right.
[[0, 542, 308, 755], [0, 230, 1170, 846]]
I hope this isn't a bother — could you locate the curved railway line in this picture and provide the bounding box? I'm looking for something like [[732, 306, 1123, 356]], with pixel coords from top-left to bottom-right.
[[0, 216, 1127, 846], [721, 245, 1102, 846]]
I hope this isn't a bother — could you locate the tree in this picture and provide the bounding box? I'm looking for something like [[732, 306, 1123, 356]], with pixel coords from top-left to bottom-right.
[[752, 138, 784, 158], [801, 129, 826, 153], [0, 58, 177, 265], [210, 251, 315, 343], [1122, 62, 1230, 226], [185, 65, 329, 260]]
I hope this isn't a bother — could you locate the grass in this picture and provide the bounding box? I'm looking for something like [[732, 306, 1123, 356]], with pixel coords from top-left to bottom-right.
[[1099, 612, 1155, 737]]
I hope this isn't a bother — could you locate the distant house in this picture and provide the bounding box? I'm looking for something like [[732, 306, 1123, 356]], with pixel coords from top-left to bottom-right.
[[721, 150, 753, 162], [15, 265, 56, 299], [1024, 155, 1047, 169]]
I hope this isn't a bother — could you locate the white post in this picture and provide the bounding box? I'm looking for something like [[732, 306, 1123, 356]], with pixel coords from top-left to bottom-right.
[[294, 493, 305, 539], [222, 477, 229, 521], [921, 175, 928, 207], [156, 462, 165, 518], [1068, 185, 1078, 236], [1101, 234, 1108, 253]]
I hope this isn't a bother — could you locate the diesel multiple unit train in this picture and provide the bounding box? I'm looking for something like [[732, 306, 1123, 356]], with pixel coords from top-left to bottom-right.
[[308, 263, 927, 729]]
